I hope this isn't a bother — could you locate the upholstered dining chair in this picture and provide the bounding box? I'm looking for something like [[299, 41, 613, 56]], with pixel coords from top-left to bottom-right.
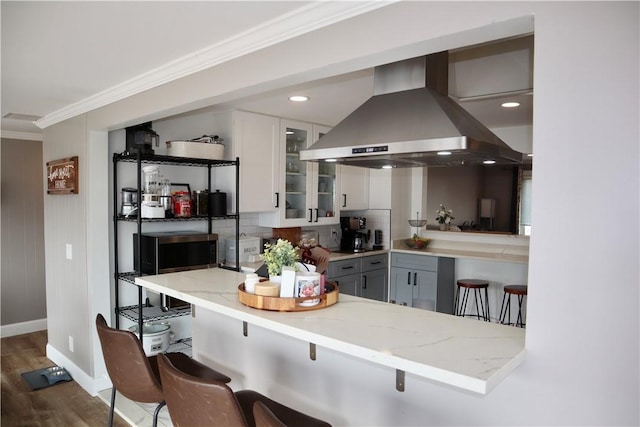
[[157, 352, 332, 427], [95, 313, 231, 427]]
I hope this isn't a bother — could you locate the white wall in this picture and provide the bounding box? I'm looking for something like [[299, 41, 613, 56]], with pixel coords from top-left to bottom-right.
[[42, 1, 638, 423]]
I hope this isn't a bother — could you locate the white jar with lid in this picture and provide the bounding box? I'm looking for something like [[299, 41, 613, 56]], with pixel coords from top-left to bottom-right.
[[244, 273, 259, 294]]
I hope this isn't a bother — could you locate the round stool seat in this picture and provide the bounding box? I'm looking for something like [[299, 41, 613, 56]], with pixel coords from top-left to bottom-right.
[[499, 285, 528, 327], [455, 279, 491, 321], [503, 285, 528, 296], [457, 279, 489, 289]]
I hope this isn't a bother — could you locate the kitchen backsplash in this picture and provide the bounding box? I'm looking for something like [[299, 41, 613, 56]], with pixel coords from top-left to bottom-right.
[[214, 209, 391, 261]]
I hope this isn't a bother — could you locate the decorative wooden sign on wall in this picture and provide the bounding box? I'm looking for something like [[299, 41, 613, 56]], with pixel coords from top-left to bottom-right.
[[47, 156, 78, 194]]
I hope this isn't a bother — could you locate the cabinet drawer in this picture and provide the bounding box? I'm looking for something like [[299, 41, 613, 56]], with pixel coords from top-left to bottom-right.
[[361, 254, 388, 272], [328, 258, 361, 278], [391, 252, 438, 271]]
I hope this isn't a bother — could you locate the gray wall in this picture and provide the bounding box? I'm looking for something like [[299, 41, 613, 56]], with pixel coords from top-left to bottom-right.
[[1, 138, 46, 330]]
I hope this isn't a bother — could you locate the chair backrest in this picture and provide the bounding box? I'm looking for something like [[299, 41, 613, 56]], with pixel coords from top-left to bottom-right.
[[95, 313, 164, 403], [157, 352, 248, 427], [253, 401, 287, 427]]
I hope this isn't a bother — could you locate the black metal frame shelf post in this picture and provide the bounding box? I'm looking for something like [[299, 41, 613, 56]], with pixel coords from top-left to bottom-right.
[[112, 152, 240, 343]]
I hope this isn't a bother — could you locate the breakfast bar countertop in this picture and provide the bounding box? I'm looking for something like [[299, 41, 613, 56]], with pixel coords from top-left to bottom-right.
[[135, 267, 526, 395]]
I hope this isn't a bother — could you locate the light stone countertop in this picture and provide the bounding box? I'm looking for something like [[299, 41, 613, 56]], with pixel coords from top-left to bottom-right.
[[136, 267, 526, 395]]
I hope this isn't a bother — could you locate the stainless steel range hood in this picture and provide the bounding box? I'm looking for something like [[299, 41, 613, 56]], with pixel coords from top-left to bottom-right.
[[299, 52, 522, 168]]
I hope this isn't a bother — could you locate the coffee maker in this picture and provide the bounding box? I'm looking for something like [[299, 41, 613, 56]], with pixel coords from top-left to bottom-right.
[[125, 122, 159, 155], [340, 216, 370, 252]]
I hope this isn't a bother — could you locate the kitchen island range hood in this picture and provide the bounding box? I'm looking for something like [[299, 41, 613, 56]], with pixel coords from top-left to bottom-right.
[[299, 51, 523, 168]]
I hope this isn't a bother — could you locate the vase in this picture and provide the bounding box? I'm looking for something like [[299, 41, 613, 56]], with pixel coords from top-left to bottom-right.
[[269, 275, 282, 284], [439, 223, 449, 231]]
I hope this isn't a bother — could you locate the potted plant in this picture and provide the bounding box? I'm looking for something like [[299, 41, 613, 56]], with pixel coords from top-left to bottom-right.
[[436, 204, 455, 230], [260, 238, 300, 280]]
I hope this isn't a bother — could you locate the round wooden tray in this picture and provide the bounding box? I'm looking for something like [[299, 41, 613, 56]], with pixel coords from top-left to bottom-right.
[[238, 281, 339, 312]]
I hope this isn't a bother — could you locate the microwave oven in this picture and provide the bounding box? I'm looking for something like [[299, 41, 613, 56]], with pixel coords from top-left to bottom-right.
[[133, 231, 218, 275]]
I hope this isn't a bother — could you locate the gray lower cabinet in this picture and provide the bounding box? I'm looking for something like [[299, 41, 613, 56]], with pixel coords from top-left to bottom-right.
[[328, 254, 388, 302], [389, 252, 455, 314]]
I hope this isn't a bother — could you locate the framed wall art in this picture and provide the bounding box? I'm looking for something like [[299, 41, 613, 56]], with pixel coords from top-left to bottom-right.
[[47, 156, 78, 194]]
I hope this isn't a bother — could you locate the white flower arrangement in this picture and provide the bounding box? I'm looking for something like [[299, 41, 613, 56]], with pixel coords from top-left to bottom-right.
[[436, 204, 455, 225], [260, 238, 300, 277]]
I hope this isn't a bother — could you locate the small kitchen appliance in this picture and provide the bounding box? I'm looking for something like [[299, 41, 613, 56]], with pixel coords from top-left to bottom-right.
[[340, 216, 370, 252], [133, 231, 218, 275], [125, 123, 159, 155], [120, 187, 138, 216], [373, 229, 383, 250], [141, 165, 164, 218]]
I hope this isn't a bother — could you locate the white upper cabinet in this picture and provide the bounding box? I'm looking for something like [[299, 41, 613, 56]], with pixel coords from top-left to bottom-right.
[[230, 111, 280, 212], [311, 125, 339, 224], [339, 164, 370, 210], [259, 120, 339, 227]]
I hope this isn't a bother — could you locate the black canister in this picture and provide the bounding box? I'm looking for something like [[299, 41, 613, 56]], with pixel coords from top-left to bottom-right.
[[193, 190, 209, 217], [210, 190, 227, 217]]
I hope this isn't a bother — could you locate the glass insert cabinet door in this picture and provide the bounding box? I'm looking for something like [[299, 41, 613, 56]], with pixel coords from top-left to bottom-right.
[[314, 126, 337, 224], [284, 125, 308, 220], [282, 122, 338, 225]]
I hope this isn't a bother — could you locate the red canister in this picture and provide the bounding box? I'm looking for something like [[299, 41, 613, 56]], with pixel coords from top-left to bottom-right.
[[173, 191, 192, 218]]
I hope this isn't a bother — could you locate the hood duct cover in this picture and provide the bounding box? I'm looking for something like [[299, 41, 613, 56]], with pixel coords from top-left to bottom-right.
[[299, 51, 523, 168]]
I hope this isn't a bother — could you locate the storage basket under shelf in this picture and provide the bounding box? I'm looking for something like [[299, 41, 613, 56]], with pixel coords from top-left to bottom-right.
[[238, 281, 339, 312]]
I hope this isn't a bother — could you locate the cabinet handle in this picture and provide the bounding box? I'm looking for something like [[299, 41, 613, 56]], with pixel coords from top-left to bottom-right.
[[363, 275, 367, 289], [342, 194, 347, 207], [413, 272, 417, 286], [314, 208, 319, 223], [407, 272, 411, 285], [370, 261, 382, 265], [341, 265, 354, 270], [275, 192, 280, 208], [308, 208, 313, 222]]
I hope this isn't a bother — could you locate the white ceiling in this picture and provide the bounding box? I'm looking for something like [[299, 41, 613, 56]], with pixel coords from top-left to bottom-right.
[[1, 1, 532, 138]]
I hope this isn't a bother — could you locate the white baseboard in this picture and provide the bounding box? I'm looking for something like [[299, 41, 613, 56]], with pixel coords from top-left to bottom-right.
[[0, 318, 47, 338], [46, 343, 112, 397]]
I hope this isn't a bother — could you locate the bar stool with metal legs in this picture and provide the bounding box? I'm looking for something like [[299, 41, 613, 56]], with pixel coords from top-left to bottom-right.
[[499, 285, 528, 327], [454, 279, 491, 321]]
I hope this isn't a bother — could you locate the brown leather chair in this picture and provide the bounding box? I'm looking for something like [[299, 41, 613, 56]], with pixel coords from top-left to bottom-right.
[[95, 313, 231, 427], [157, 352, 332, 427]]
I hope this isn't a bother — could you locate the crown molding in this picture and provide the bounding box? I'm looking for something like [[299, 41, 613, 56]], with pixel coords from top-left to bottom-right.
[[1, 130, 43, 141], [35, 1, 394, 130]]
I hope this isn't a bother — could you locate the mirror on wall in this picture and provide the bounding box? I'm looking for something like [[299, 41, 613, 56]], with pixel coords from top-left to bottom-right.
[[426, 165, 532, 235]]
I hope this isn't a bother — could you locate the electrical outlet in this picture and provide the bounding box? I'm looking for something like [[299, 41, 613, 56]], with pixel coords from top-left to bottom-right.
[[65, 244, 72, 260], [331, 228, 337, 237], [68, 336, 74, 352]]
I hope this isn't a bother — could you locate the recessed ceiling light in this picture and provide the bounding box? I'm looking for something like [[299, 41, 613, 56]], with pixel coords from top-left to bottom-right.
[[325, 158, 337, 163], [289, 95, 309, 102], [437, 151, 452, 156], [501, 102, 520, 108], [382, 165, 393, 169], [483, 160, 496, 165], [527, 153, 534, 157]]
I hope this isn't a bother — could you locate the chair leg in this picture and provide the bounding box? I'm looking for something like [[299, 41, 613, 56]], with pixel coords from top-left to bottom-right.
[[516, 294, 525, 327], [153, 401, 166, 427], [473, 289, 482, 320], [109, 387, 116, 427], [499, 292, 508, 324], [483, 286, 490, 322]]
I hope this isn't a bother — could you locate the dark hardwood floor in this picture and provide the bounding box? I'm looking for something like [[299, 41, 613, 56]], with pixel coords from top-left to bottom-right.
[[1, 330, 129, 426]]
